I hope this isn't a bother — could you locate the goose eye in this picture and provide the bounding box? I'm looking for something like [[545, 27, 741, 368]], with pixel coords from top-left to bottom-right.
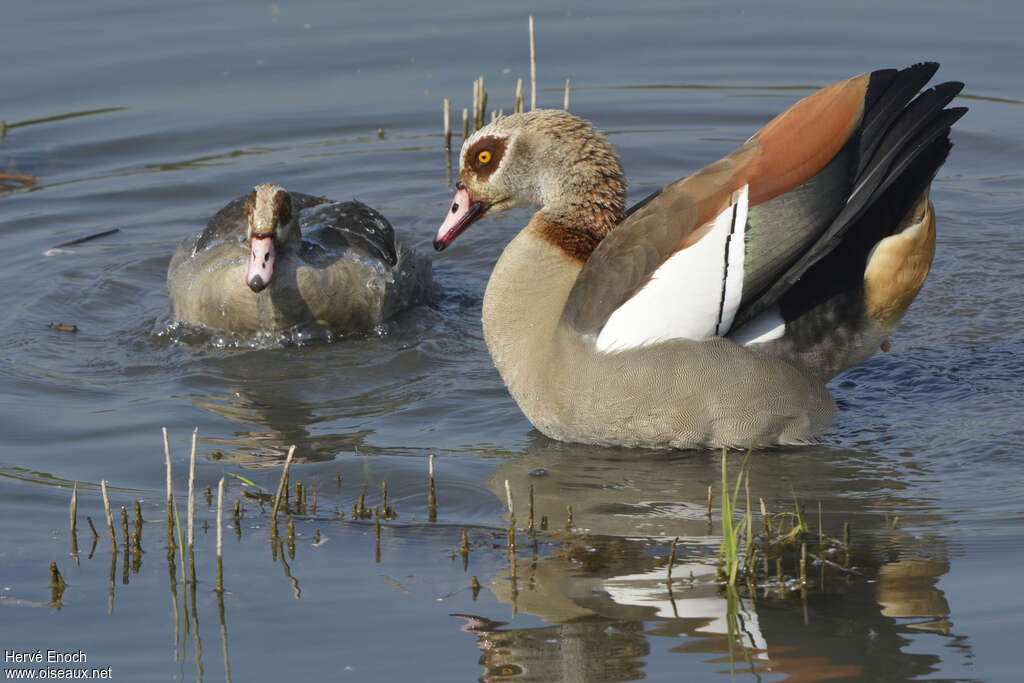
[[477, 149, 492, 164]]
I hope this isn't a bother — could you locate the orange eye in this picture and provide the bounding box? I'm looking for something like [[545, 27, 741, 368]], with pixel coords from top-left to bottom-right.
[[477, 149, 492, 164]]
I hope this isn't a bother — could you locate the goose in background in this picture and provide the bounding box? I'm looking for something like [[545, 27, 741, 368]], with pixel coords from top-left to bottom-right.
[[168, 183, 432, 337]]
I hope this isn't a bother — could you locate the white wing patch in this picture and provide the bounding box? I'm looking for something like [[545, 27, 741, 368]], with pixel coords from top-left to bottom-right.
[[596, 185, 749, 353]]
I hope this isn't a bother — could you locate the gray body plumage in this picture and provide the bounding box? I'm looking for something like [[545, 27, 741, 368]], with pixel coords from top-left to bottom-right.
[[168, 191, 432, 336]]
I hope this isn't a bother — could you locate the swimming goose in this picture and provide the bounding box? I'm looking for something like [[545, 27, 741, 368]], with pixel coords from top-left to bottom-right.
[[168, 183, 432, 336], [435, 63, 966, 449]]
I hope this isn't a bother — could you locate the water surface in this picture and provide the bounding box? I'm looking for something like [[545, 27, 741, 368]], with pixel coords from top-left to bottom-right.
[[1, 1, 1022, 680]]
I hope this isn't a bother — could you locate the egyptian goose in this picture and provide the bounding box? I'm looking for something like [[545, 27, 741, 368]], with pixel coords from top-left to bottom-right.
[[168, 183, 432, 336], [435, 63, 966, 449]]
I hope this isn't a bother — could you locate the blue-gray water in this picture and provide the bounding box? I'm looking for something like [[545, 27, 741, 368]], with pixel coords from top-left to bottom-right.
[[2, 1, 1022, 680]]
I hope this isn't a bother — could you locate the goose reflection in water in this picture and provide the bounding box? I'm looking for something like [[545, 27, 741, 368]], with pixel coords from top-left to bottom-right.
[[455, 440, 957, 681]]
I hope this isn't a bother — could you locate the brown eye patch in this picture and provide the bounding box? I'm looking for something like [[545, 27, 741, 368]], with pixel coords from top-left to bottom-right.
[[243, 189, 257, 217], [272, 189, 291, 219], [464, 136, 507, 181]]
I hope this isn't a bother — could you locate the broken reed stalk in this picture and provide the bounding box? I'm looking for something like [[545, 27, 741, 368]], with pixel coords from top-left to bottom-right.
[[800, 542, 808, 585], [480, 79, 488, 130], [374, 515, 381, 563], [443, 98, 452, 151], [565, 504, 573, 532], [504, 479, 513, 514], [120, 506, 129, 548], [133, 501, 143, 552], [667, 537, 678, 583], [50, 228, 119, 250], [472, 77, 487, 131], [528, 14, 537, 110], [461, 108, 468, 139], [121, 522, 130, 584], [186, 428, 198, 585], [186, 428, 197, 550], [216, 476, 225, 592], [706, 484, 713, 519], [427, 454, 437, 522], [270, 445, 297, 524], [515, 78, 524, 114], [287, 518, 296, 560], [87, 516, 99, 539], [528, 484, 535, 536], [563, 79, 570, 110], [381, 481, 388, 515], [101, 480, 116, 554], [760, 497, 771, 537], [163, 427, 175, 553], [50, 561, 66, 607], [0, 172, 38, 189], [473, 79, 479, 127], [69, 482, 79, 555], [818, 500, 823, 549], [472, 78, 479, 132], [50, 561, 66, 590]]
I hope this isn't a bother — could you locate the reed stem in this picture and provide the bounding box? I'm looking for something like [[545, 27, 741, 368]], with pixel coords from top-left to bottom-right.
[[527, 484, 535, 537], [528, 15, 537, 110], [163, 427, 175, 553], [216, 476, 225, 592], [271, 445, 297, 523], [427, 454, 437, 522], [443, 98, 451, 151], [69, 482, 79, 555], [186, 428, 197, 551], [101, 480, 116, 554]]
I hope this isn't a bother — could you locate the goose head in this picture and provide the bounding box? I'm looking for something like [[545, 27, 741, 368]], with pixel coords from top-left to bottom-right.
[[243, 183, 301, 292], [434, 110, 626, 251]]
